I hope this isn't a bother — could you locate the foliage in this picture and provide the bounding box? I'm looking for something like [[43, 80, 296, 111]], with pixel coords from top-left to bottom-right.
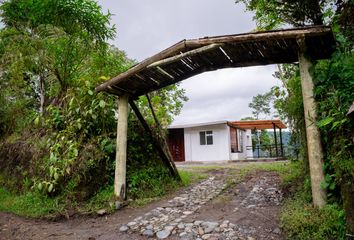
[[248, 91, 274, 119], [0, 0, 188, 216], [235, 0, 336, 30]]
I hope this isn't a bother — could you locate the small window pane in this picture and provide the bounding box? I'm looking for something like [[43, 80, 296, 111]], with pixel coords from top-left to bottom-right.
[[206, 135, 213, 145], [206, 131, 212, 135], [200, 132, 206, 145]]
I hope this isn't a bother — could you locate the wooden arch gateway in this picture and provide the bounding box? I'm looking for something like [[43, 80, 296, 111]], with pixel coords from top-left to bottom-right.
[[96, 26, 336, 207]]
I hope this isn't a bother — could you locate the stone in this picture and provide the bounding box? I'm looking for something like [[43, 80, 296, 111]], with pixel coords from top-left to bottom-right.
[[146, 225, 153, 230], [165, 226, 175, 232], [247, 237, 255, 240], [142, 229, 154, 237], [177, 223, 185, 229], [127, 221, 137, 227], [156, 230, 171, 239], [202, 234, 212, 239], [194, 220, 203, 226], [202, 222, 219, 234], [198, 227, 204, 235], [115, 201, 123, 210], [220, 223, 228, 228], [119, 225, 129, 232], [96, 209, 106, 216], [183, 211, 193, 215], [273, 227, 281, 234]]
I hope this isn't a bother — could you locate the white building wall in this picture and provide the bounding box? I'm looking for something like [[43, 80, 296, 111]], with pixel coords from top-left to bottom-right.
[[184, 124, 230, 162]]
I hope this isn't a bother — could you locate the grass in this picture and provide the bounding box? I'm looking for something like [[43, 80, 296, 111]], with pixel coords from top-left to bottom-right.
[[277, 161, 347, 240], [0, 187, 64, 218]]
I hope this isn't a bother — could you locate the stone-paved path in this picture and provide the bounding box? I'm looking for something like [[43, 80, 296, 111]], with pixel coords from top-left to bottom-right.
[[119, 171, 283, 240]]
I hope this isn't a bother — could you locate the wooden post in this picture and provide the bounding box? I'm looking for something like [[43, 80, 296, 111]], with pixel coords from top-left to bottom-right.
[[273, 123, 278, 158], [298, 38, 327, 208], [114, 94, 129, 200], [279, 128, 284, 157], [129, 99, 181, 180]]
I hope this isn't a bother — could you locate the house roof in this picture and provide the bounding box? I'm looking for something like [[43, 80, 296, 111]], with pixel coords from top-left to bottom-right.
[[169, 120, 228, 129], [169, 119, 286, 130], [96, 26, 335, 97], [229, 120, 286, 130]]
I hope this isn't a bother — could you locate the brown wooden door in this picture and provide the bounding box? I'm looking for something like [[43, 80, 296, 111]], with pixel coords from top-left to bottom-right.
[[168, 129, 185, 162]]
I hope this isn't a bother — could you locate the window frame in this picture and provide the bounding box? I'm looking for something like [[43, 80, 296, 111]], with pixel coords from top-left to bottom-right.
[[199, 130, 213, 145]]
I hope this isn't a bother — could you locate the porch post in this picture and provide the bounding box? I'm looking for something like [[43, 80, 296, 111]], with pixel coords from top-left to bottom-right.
[[273, 123, 278, 158], [298, 37, 326, 208], [114, 94, 129, 201], [279, 128, 284, 157]]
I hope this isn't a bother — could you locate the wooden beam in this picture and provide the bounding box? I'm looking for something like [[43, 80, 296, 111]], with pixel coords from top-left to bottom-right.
[[298, 37, 327, 208], [147, 43, 222, 69], [95, 41, 186, 92], [114, 94, 129, 201], [129, 99, 181, 180]]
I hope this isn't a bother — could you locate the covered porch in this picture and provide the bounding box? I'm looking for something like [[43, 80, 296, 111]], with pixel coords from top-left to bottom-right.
[[229, 120, 287, 159]]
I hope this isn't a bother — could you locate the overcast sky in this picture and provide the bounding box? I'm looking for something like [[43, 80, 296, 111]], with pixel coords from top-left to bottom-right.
[[97, 0, 280, 125]]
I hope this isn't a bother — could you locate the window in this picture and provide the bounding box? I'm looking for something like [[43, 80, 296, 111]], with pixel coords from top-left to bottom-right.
[[200, 131, 213, 145]]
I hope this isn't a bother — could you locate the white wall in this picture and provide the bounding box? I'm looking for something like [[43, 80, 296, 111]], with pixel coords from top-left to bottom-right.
[[184, 124, 230, 161]]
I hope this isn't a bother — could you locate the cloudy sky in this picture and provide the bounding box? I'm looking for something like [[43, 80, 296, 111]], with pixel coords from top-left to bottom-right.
[[97, 0, 280, 124]]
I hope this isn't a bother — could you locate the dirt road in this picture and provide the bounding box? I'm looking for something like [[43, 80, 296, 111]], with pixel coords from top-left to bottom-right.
[[0, 165, 284, 240]]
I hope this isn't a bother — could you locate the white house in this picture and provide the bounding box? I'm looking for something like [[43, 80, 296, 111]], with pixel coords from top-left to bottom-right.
[[167, 120, 286, 162]]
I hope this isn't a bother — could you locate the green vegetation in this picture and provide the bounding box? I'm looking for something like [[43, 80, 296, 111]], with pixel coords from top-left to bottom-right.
[[237, 0, 354, 236], [0, 0, 187, 218], [279, 162, 346, 239], [0, 187, 65, 218]]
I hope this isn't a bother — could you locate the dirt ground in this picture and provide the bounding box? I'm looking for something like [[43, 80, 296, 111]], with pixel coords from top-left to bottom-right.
[[0, 164, 284, 240]]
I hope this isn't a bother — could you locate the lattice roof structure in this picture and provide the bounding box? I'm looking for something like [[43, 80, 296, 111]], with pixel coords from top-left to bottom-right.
[[96, 26, 335, 97]]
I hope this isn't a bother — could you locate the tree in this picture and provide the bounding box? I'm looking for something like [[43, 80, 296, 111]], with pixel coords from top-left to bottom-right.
[[235, 0, 333, 30], [248, 91, 273, 119]]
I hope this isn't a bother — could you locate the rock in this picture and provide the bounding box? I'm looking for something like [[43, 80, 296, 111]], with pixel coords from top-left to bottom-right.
[[156, 230, 171, 239], [146, 225, 153, 230], [202, 222, 218, 234], [198, 227, 204, 235], [194, 220, 203, 226], [220, 223, 228, 228], [175, 218, 183, 223], [115, 201, 123, 210], [96, 209, 106, 216], [247, 237, 255, 240], [127, 221, 137, 227], [177, 223, 185, 229], [165, 225, 175, 232], [183, 211, 193, 215], [273, 227, 281, 234], [119, 225, 129, 232], [142, 229, 154, 237], [202, 234, 212, 239]]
